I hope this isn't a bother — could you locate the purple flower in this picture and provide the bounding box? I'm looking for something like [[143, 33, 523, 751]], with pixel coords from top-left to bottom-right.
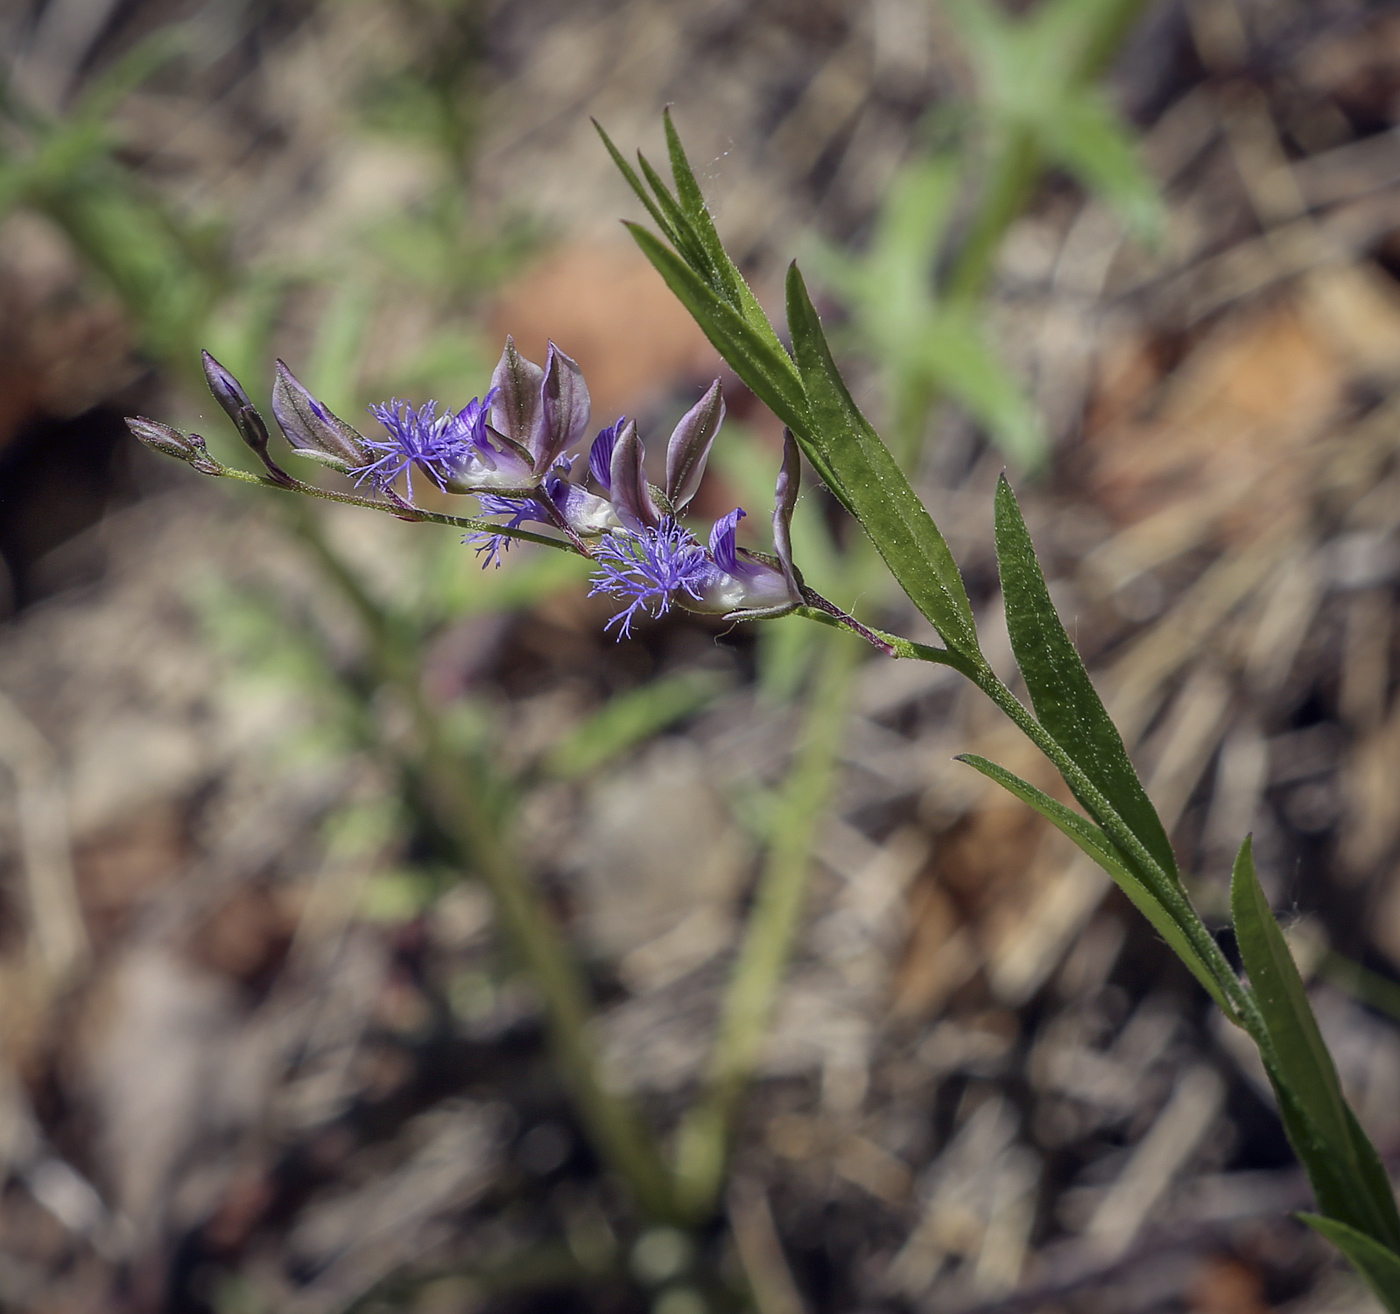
[[355, 394, 490, 496], [466, 457, 620, 567], [469, 491, 553, 568], [586, 380, 725, 530], [587, 518, 711, 636], [586, 432, 806, 637], [355, 387, 564, 499], [356, 339, 594, 501], [490, 338, 591, 476]]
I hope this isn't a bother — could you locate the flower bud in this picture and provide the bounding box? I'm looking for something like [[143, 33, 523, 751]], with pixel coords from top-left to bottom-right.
[[664, 380, 723, 511], [608, 419, 660, 531], [202, 351, 268, 452], [126, 416, 196, 460], [201, 351, 294, 486], [772, 429, 802, 601], [537, 342, 591, 471], [271, 360, 369, 472], [125, 417, 221, 475], [489, 336, 545, 453]]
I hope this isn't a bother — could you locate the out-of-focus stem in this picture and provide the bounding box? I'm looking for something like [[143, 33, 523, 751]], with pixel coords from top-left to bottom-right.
[[674, 627, 862, 1216], [415, 733, 680, 1221], [945, 0, 1153, 305], [289, 510, 679, 1221]]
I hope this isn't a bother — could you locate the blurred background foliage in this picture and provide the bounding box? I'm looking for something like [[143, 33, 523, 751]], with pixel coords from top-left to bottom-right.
[[8, 0, 1400, 1312]]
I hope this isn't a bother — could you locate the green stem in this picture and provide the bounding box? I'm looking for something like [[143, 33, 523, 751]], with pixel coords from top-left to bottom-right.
[[674, 628, 862, 1216], [209, 462, 576, 553], [967, 658, 1262, 1036]]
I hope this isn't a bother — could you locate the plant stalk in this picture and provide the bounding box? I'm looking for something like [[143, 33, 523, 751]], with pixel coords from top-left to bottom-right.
[[674, 627, 862, 1216], [290, 510, 679, 1221]]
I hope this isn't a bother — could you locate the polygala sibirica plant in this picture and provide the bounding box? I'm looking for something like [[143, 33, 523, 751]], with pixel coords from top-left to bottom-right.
[[129, 114, 1400, 1308]]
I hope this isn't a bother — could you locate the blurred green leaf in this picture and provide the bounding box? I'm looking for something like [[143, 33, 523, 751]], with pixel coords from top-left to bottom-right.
[[811, 153, 1045, 470], [943, 0, 1164, 244], [545, 672, 727, 779], [306, 280, 377, 418], [915, 314, 1046, 469], [415, 534, 591, 624], [1041, 88, 1165, 243]]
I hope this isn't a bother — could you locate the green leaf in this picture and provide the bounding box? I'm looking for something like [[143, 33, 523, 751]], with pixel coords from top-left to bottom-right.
[[784, 264, 979, 659], [593, 118, 682, 250], [636, 150, 718, 284], [993, 474, 1177, 882], [915, 315, 1046, 470], [1300, 1215, 1400, 1314], [544, 672, 726, 779], [1232, 837, 1400, 1249], [626, 224, 808, 437], [1040, 88, 1164, 244], [957, 753, 1233, 1016], [662, 108, 743, 307]]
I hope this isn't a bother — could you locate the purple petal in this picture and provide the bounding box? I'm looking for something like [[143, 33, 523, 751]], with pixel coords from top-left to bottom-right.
[[589, 417, 625, 492], [489, 336, 545, 450], [272, 360, 369, 467], [708, 507, 745, 575], [771, 429, 802, 602], [665, 380, 724, 510], [535, 341, 591, 470], [608, 419, 659, 531]]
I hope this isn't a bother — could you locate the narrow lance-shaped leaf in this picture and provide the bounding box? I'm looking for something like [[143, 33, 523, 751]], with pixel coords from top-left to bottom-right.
[[1299, 1216, 1400, 1314], [1232, 837, 1400, 1249], [625, 224, 809, 439], [636, 150, 720, 286], [993, 474, 1178, 883], [958, 753, 1234, 1018], [593, 119, 682, 251], [662, 108, 745, 308], [657, 110, 789, 354], [785, 263, 979, 659]]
